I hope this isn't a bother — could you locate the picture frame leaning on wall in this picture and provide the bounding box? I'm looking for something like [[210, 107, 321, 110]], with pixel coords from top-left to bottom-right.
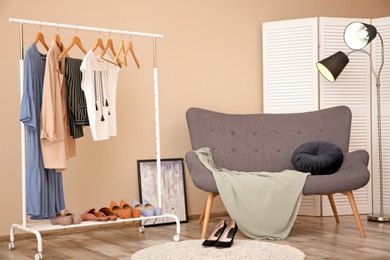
[[137, 158, 188, 226]]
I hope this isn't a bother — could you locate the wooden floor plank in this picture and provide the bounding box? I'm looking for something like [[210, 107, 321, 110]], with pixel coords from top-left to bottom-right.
[[0, 214, 389, 259]]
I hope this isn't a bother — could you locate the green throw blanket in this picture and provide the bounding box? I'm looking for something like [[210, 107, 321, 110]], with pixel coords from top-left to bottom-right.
[[195, 147, 310, 240]]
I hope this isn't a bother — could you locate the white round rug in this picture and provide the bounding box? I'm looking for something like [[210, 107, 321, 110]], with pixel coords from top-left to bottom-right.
[[132, 239, 305, 260]]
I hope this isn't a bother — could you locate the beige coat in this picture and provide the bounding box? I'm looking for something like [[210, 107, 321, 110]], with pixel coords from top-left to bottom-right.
[[40, 40, 76, 172]]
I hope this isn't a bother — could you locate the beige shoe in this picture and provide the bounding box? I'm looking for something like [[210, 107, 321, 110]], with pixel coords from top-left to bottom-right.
[[63, 209, 82, 224], [50, 213, 72, 225]]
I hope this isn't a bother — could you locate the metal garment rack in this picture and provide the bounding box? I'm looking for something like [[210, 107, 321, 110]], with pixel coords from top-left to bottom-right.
[[8, 17, 180, 260]]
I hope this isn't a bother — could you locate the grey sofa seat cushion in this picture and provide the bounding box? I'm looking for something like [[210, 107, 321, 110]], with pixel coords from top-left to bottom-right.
[[185, 149, 369, 195]]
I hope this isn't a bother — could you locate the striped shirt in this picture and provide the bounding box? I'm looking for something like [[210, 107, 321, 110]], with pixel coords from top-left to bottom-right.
[[65, 57, 89, 139]]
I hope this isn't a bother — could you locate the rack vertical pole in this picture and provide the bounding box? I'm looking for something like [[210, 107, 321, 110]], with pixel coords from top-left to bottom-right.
[[18, 22, 28, 228], [153, 37, 162, 209]]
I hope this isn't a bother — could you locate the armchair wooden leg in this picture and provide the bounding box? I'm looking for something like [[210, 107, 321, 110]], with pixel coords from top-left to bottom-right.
[[198, 205, 206, 225], [345, 190, 366, 238], [200, 192, 217, 239], [198, 192, 218, 225], [327, 194, 340, 223]]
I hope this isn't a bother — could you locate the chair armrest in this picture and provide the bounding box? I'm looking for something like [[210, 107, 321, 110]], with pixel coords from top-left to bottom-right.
[[185, 151, 218, 193], [303, 150, 370, 195]]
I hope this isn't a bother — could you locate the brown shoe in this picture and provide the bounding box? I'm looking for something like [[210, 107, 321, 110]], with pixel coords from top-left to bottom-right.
[[93, 210, 109, 222], [110, 201, 131, 219], [99, 207, 117, 221], [132, 208, 141, 218], [120, 199, 140, 218], [82, 208, 108, 221]]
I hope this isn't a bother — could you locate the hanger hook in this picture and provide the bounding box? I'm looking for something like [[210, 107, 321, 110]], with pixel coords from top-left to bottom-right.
[[109, 29, 112, 37], [76, 25, 78, 34], [57, 23, 59, 32], [39, 21, 42, 31], [99, 28, 101, 36]]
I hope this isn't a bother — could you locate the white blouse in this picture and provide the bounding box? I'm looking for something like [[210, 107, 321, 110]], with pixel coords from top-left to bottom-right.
[[80, 50, 120, 141]]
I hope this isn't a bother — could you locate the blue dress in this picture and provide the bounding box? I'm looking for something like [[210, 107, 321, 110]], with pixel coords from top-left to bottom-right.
[[19, 43, 65, 220]]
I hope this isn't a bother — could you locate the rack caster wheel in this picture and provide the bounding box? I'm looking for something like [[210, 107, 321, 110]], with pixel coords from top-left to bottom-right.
[[34, 252, 43, 260], [8, 241, 15, 250], [173, 234, 180, 242], [139, 226, 145, 233]]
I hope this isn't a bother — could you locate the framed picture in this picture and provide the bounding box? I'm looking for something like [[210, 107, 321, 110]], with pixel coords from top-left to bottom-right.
[[137, 158, 188, 226]]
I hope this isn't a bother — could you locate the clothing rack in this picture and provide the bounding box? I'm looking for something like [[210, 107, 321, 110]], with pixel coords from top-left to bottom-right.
[[9, 17, 180, 260]]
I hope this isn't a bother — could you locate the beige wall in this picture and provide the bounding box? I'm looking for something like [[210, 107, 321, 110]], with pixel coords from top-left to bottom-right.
[[1, 0, 389, 237]]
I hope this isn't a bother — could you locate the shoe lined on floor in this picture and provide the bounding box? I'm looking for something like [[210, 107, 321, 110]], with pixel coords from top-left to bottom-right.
[[214, 220, 238, 248], [202, 219, 227, 247]]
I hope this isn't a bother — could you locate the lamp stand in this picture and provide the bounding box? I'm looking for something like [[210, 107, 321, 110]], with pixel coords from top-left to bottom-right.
[[366, 33, 390, 222], [367, 81, 390, 222]]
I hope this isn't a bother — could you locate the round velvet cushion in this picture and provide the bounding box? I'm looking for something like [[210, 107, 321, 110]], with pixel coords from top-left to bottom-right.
[[291, 141, 344, 175]]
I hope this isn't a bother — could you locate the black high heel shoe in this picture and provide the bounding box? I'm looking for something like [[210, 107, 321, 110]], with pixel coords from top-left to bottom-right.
[[202, 219, 227, 246], [214, 220, 238, 248]]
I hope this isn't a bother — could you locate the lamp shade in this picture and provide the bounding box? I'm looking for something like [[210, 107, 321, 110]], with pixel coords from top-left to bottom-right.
[[344, 22, 377, 50], [316, 51, 349, 82]]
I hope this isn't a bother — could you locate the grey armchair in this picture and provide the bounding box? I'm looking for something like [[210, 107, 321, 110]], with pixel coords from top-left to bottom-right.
[[185, 106, 370, 239]]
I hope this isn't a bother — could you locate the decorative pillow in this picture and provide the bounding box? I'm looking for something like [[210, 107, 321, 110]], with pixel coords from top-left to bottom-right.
[[291, 141, 343, 175]]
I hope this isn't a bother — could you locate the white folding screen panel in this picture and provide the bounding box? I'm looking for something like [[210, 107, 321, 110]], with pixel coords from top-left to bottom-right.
[[371, 16, 390, 215], [263, 17, 319, 114], [299, 195, 321, 216], [318, 17, 372, 216], [263, 17, 320, 216], [263, 17, 373, 216]]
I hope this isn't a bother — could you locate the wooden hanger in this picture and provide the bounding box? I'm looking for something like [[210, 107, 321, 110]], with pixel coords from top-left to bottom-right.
[[53, 33, 63, 51], [114, 39, 127, 67], [99, 38, 121, 67], [59, 35, 87, 59], [92, 37, 105, 52], [124, 40, 140, 69], [34, 32, 49, 51]]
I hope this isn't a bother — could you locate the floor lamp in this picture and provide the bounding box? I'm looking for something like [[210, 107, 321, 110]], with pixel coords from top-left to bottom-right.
[[316, 22, 390, 222]]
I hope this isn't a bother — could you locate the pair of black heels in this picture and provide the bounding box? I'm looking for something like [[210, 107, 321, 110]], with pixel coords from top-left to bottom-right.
[[202, 220, 238, 248]]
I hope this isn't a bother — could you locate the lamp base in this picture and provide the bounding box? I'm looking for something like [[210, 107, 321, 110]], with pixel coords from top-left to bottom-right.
[[367, 214, 390, 222]]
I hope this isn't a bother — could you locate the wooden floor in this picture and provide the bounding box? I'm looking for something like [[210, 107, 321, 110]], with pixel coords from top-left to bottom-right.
[[1, 214, 389, 259]]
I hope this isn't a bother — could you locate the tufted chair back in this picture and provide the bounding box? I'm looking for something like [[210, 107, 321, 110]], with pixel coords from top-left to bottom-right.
[[186, 106, 351, 173]]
